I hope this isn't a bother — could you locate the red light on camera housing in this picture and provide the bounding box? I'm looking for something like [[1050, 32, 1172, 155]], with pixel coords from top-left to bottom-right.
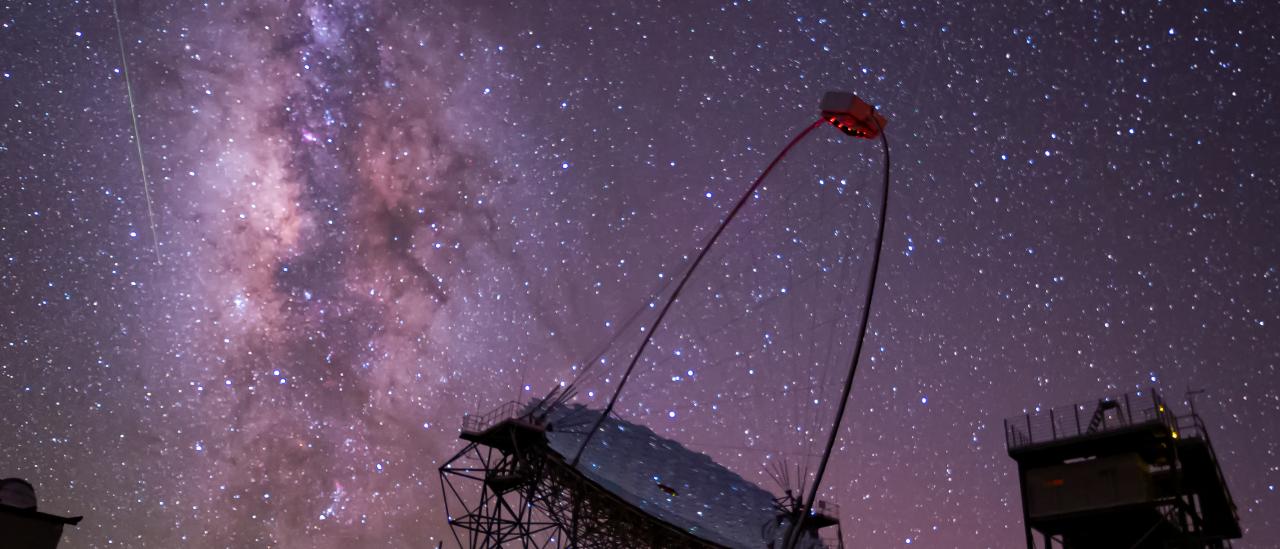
[[820, 91, 887, 140]]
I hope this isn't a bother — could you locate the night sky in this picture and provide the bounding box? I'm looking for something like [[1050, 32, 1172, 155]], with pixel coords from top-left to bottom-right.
[[2, 1, 1277, 547]]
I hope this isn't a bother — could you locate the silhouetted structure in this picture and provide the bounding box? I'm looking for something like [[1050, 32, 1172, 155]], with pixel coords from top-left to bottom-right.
[[0, 478, 82, 549], [438, 92, 887, 548], [439, 398, 842, 548], [1005, 389, 1241, 548]]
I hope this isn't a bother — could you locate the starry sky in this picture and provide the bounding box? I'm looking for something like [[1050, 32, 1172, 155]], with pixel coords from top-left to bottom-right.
[[2, 1, 1277, 547]]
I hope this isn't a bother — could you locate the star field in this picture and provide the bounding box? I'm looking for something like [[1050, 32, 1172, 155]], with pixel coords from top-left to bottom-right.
[[1, 1, 1277, 547]]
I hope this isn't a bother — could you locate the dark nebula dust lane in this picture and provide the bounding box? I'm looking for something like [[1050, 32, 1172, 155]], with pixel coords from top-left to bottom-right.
[[1, 1, 1277, 547]]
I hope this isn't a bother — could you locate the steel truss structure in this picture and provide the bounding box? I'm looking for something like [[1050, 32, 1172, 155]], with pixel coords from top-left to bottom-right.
[[1005, 389, 1241, 548], [439, 414, 726, 548]]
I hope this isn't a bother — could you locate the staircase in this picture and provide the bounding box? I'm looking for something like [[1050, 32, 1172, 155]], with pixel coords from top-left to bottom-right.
[[1086, 400, 1123, 434], [1177, 436, 1242, 539]]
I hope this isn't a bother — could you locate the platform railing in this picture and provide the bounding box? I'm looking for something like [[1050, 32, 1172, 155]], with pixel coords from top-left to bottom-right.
[[1004, 389, 1176, 450], [1174, 412, 1207, 440], [461, 400, 529, 434]]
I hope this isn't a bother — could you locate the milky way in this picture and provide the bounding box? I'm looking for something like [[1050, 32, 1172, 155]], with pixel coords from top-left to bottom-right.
[[2, 1, 1277, 547]]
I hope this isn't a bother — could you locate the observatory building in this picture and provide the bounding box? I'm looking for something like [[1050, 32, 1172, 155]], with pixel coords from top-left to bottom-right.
[[1004, 389, 1241, 548], [440, 398, 843, 548], [0, 478, 82, 549]]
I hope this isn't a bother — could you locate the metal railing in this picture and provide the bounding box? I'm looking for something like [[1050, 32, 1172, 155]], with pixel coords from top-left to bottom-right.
[[1174, 412, 1207, 440], [461, 400, 530, 434], [1004, 389, 1176, 450]]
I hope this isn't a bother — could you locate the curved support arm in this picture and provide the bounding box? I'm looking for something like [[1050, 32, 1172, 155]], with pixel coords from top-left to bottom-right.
[[570, 118, 826, 467], [785, 114, 891, 549]]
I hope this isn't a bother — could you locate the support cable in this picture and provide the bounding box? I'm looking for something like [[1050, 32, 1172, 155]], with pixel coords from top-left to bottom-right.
[[785, 113, 890, 549], [570, 119, 825, 467], [563, 259, 686, 392], [561, 130, 849, 409]]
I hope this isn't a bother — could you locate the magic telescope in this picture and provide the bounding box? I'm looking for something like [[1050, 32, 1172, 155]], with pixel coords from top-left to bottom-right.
[[439, 91, 891, 549]]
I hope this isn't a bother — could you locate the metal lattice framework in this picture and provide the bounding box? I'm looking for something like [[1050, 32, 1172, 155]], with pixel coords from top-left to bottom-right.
[[1005, 389, 1242, 548], [439, 415, 728, 549]]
